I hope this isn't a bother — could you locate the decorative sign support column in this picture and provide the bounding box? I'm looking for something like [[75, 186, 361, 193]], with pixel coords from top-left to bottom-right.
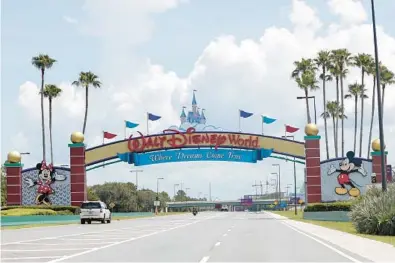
[[371, 139, 389, 183], [304, 124, 322, 204], [4, 151, 23, 206], [69, 132, 87, 206]]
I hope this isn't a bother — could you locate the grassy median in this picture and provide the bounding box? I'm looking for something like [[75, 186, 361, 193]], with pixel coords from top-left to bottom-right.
[[271, 210, 395, 246], [1, 211, 187, 230]]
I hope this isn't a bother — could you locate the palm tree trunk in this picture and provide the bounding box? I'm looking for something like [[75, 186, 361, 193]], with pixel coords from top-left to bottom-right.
[[82, 85, 89, 134], [359, 70, 365, 157], [40, 69, 47, 161], [335, 77, 339, 158], [367, 77, 376, 158], [322, 67, 329, 159], [354, 96, 358, 153], [340, 75, 345, 157], [381, 85, 385, 118], [49, 98, 54, 164], [305, 89, 312, 123], [332, 116, 336, 153]]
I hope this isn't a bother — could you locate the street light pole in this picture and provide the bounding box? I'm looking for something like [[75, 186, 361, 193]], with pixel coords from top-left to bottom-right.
[[370, 0, 387, 191], [283, 135, 298, 215], [174, 184, 179, 200], [185, 187, 190, 210], [155, 177, 164, 215], [130, 169, 143, 190], [297, 96, 317, 124], [271, 173, 279, 200], [272, 164, 281, 205]]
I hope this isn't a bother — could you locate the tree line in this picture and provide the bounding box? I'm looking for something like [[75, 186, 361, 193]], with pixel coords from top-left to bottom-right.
[[31, 54, 101, 164], [88, 183, 206, 212], [292, 49, 394, 159]]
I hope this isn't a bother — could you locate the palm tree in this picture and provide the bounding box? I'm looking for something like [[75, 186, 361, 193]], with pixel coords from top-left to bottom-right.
[[291, 58, 318, 123], [43, 84, 62, 164], [72, 71, 102, 134], [315, 50, 332, 159], [345, 83, 363, 153], [321, 101, 347, 157], [331, 49, 352, 157], [380, 65, 395, 117], [328, 63, 342, 157], [294, 71, 319, 123], [352, 54, 374, 157], [31, 54, 57, 161], [366, 62, 378, 158]]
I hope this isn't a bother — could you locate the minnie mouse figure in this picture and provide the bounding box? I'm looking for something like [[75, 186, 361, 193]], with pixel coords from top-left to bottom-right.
[[24, 161, 67, 205], [327, 151, 367, 197]]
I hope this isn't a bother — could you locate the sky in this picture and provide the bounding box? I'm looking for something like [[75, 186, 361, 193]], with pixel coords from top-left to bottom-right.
[[1, 0, 395, 200]]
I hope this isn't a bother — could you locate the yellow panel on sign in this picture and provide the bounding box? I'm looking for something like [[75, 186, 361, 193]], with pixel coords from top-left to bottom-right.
[[85, 132, 305, 166]]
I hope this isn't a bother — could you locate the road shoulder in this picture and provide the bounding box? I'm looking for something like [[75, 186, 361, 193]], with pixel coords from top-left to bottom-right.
[[265, 211, 395, 262]]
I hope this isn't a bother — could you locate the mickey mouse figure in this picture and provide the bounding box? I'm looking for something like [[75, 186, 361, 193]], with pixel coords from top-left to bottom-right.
[[327, 151, 367, 197], [24, 161, 66, 205]]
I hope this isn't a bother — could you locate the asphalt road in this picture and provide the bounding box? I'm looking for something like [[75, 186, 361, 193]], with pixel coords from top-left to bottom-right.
[[1, 212, 369, 262]]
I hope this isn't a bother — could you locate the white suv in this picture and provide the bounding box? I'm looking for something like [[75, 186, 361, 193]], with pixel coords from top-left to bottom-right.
[[80, 201, 111, 224]]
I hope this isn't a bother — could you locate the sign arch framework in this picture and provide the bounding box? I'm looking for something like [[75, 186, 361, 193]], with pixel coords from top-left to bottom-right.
[[84, 129, 306, 169]]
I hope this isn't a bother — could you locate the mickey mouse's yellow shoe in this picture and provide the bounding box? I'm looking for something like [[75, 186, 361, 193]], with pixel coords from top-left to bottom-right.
[[348, 188, 360, 197], [335, 187, 348, 195]]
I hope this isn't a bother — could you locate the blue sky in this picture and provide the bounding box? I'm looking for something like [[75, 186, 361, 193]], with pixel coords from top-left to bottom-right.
[[2, 0, 395, 199]]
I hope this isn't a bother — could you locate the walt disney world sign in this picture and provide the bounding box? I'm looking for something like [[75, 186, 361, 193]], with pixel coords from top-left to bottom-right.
[[116, 128, 274, 166]]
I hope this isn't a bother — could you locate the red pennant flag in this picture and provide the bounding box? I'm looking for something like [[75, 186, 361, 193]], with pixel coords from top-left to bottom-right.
[[285, 125, 299, 133], [103, 131, 117, 139]]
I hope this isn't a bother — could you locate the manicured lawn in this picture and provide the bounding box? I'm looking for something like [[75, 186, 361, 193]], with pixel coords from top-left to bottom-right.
[[272, 211, 395, 246]]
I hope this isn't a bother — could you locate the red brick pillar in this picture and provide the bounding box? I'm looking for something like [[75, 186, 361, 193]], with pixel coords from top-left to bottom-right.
[[4, 151, 23, 206], [69, 132, 87, 206], [304, 124, 321, 204], [370, 139, 390, 183]]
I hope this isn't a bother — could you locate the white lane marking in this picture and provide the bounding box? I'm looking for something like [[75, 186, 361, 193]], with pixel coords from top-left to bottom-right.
[[227, 229, 231, 232], [49, 215, 220, 263], [1, 224, 162, 246], [200, 256, 210, 263], [214, 241, 221, 247], [280, 222, 361, 263], [7, 242, 114, 246], [2, 256, 61, 260], [223, 233, 228, 237], [2, 248, 94, 252]]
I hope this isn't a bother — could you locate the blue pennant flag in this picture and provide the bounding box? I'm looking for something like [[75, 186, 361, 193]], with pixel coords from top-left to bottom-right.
[[148, 113, 161, 121], [239, 110, 253, 118], [125, 120, 139, 128], [262, 116, 276, 124]]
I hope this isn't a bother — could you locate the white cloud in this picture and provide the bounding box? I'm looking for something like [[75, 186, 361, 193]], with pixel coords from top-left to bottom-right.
[[13, 0, 395, 199], [63, 16, 78, 24], [328, 0, 367, 25]]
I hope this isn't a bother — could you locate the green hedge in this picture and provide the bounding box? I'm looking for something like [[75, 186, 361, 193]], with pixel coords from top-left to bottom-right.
[[1, 206, 80, 214], [304, 202, 352, 212]]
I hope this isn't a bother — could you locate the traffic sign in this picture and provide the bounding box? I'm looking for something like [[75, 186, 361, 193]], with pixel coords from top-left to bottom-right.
[[154, 201, 160, 207]]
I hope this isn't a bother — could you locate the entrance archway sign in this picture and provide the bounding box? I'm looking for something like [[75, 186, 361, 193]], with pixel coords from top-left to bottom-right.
[[5, 124, 330, 207], [85, 128, 306, 167]]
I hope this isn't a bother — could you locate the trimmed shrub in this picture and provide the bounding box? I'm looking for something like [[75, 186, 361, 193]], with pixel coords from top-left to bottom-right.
[[349, 184, 395, 236], [304, 201, 352, 212], [1, 205, 79, 214], [1, 208, 58, 216]]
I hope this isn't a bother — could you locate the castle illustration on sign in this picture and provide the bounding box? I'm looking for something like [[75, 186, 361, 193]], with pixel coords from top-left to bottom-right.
[[168, 90, 223, 132], [180, 90, 206, 125]]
